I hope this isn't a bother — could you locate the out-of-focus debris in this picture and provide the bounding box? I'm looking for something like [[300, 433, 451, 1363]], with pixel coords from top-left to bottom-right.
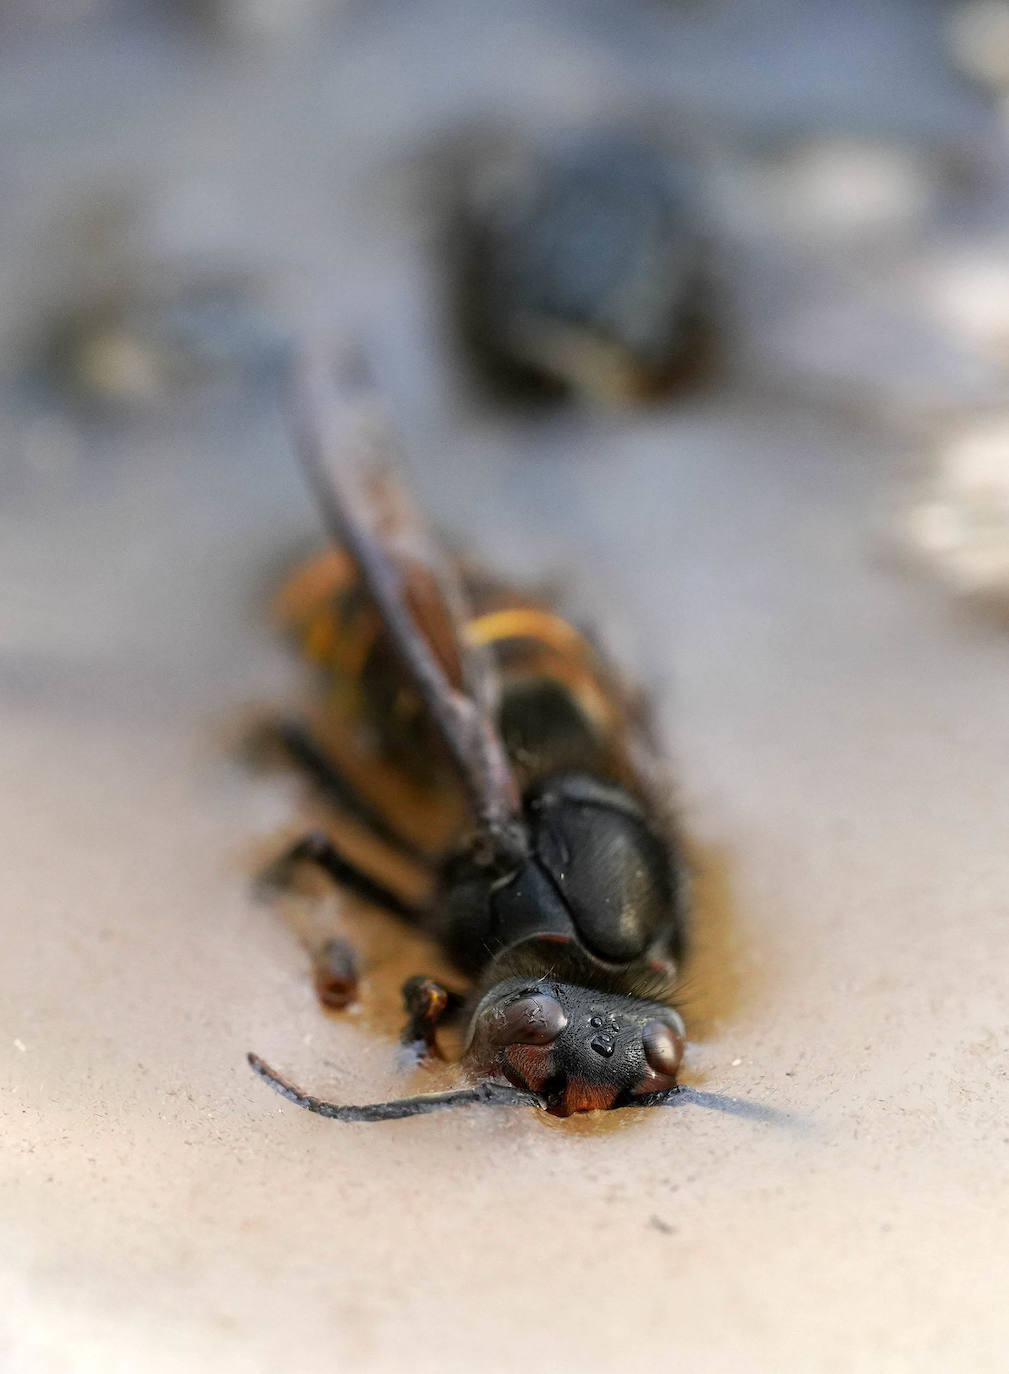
[[32, 266, 293, 414], [12, 189, 297, 416], [756, 136, 939, 243], [919, 246, 1009, 367], [901, 415, 1009, 597], [448, 125, 717, 406], [949, 1, 1009, 98]]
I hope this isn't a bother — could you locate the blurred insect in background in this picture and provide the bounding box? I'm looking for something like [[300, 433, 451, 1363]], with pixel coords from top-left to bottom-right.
[[249, 347, 776, 1125], [35, 268, 291, 414], [449, 125, 718, 405], [19, 196, 292, 416]]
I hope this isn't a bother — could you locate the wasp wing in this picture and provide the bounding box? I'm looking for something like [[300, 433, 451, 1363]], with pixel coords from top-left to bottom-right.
[[291, 344, 525, 864]]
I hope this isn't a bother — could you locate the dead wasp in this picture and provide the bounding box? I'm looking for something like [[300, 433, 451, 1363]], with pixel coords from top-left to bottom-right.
[[249, 349, 768, 1125]]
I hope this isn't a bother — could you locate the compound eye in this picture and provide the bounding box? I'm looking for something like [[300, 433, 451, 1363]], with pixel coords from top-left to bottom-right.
[[489, 994, 568, 1046], [642, 1020, 684, 1079]]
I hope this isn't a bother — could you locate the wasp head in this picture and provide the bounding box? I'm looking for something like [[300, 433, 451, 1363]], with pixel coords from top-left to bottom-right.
[[464, 977, 684, 1117]]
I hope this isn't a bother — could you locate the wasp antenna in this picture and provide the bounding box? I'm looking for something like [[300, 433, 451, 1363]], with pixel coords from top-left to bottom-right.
[[677, 1085, 806, 1129], [633, 1084, 805, 1130], [247, 1053, 539, 1121]]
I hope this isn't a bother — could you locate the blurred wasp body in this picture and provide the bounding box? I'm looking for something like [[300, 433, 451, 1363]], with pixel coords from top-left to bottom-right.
[[249, 350, 691, 1121]]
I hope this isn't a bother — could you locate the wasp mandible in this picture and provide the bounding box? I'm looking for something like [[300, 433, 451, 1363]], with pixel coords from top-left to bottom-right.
[[249, 347, 761, 1125]]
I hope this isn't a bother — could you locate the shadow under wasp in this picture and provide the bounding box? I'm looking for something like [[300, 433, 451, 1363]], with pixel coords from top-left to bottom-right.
[[248, 346, 786, 1127]]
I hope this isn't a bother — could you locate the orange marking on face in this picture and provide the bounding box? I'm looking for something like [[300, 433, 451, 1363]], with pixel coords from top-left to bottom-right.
[[551, 1079, 620, 1117]]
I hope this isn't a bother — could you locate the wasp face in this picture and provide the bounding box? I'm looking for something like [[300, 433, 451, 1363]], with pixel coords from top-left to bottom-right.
[[465, 979, 684, 1117]]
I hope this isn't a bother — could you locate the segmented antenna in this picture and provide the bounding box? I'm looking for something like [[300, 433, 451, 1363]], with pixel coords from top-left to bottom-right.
[[248, 1053, 541, 1121]]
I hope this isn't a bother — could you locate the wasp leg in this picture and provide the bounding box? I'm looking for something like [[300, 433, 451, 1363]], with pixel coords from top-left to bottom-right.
[[313, 936, 360, 1009], [399, 975, 464, 1060], [262, 718, 431, 865], [257, 831, 426, 924]]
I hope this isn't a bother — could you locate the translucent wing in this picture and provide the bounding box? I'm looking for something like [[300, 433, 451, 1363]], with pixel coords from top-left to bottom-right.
[[291, 344, 526, 866]]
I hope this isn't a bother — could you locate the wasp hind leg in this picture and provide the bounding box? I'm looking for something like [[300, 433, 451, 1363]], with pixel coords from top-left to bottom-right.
[[399, 976, 464, 1061], [256, 831, 426, 924]]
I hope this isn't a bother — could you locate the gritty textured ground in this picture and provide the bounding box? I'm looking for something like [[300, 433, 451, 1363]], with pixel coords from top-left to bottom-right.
[[3, 3, 1009, 1372]]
